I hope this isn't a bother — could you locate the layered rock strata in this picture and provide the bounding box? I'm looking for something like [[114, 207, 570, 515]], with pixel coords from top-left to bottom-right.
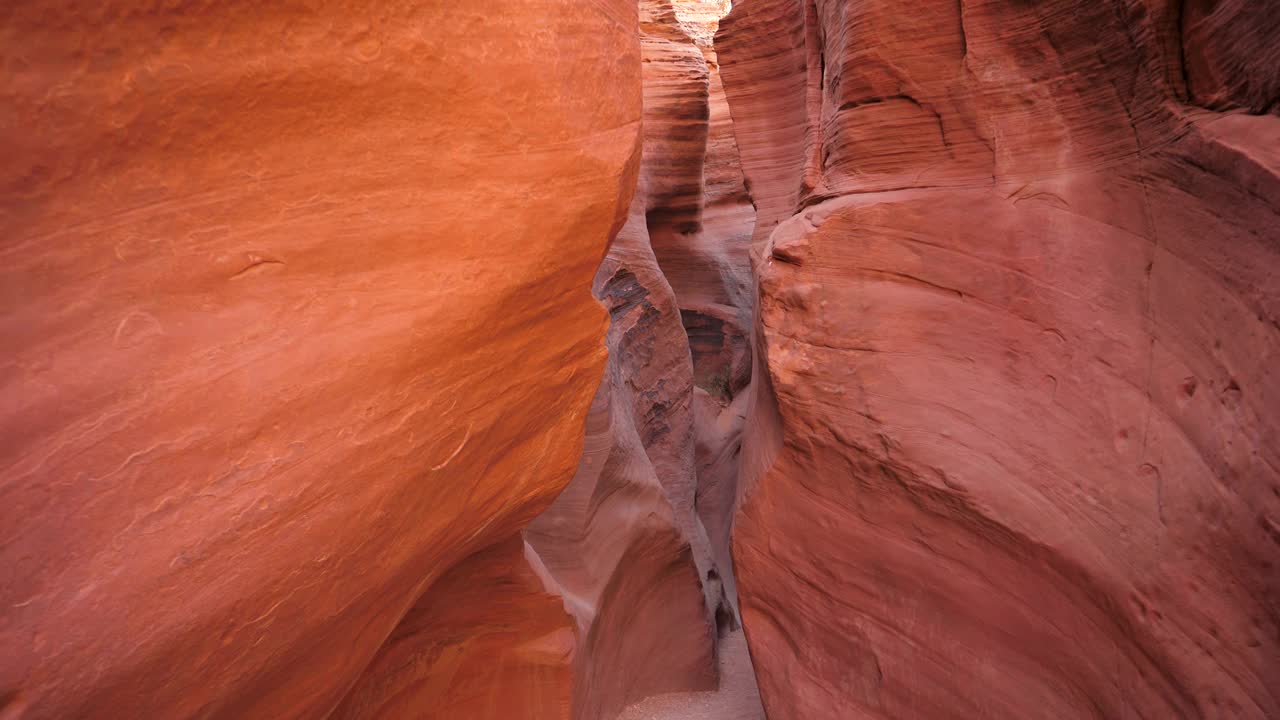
[[717, 0, 1280, 717]]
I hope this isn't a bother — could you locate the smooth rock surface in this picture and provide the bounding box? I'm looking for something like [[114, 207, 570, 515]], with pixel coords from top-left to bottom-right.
[[331, 536, 575, 720], [0, 2, 640, 718], [718, 0, 1280, 717]]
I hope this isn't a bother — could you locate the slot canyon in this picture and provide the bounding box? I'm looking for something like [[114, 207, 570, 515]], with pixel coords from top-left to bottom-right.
[[0, 0, 1277, 718]]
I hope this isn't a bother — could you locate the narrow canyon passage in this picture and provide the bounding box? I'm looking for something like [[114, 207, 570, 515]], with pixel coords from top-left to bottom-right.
[[2, 1, 1278, 719], [521, 2, 765, 717], [336, 3, 766, 717]]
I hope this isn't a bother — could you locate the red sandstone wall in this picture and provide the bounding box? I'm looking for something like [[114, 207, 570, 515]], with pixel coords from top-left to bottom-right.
[[718, 0, 1280, 717]]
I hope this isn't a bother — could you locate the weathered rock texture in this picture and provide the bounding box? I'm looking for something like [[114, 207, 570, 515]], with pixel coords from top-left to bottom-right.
[[656, 1, 756, 411], [688, 40, 759, 603], [0, 2, 640, 718], [524, 198, 720, 720], [525, 2, 763, 719], [717, 0, 1280, 717], [642, 0, 760, 614]]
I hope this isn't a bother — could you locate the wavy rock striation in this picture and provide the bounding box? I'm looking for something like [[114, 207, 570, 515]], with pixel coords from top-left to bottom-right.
[[717, 0, 1280, 717]]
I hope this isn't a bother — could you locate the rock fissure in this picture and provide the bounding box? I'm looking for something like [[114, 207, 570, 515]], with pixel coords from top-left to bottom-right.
[[519, 3, 766, 719]]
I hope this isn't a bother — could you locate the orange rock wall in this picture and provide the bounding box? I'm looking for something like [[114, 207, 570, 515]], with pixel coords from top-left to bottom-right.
[[0, 2, 640, 718]]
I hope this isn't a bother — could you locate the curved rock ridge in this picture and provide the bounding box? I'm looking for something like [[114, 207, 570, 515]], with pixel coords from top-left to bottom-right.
[[718, 0, 1280, 718], [687, 45, 758, 609], [330, 537, 575, 720], [0, 2, 640, 718], [650, 1, 755, 407], [1182, 0, 1280, 114], [10, 0, 1272, 718]]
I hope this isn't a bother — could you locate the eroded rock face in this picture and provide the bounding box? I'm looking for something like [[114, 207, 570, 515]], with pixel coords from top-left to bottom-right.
[[646, 1, 759, 601], [654, 2, 756, 411], [1182, 0, 1280, 113], [525, 2, 763, 719], [718, 0, 1280, 717], [525, 4, 721, 718], [0, 2, 640, 718], [525, 198, 720, 720]]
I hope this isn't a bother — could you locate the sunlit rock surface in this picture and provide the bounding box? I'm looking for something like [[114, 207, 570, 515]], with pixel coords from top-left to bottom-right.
[[0, 2, 640, 718]]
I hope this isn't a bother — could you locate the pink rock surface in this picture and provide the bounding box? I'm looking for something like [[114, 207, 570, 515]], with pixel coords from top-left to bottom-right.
[[718, 0, 1280, 717], [646, 12, 757, 408], [0, 2, 640, 717], [526, 5, 721, 718], [11, 0, 1271, 718], [638, 2, 759, 603], [525, 193, 720, 720]]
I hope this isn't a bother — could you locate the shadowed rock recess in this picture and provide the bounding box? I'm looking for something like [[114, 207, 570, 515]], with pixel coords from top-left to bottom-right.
[[0, 1, 1276, 719]]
